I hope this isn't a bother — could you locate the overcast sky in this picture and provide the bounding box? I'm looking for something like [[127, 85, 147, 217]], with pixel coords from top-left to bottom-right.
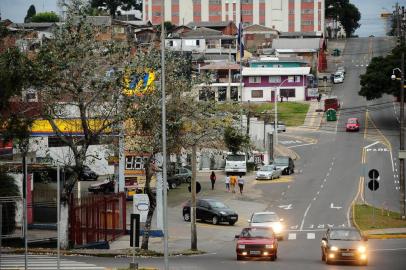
[[1, 0, 59, 23]]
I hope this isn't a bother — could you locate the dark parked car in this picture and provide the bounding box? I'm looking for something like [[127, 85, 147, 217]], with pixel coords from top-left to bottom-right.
[[88, 178, 115, 194], [167, 175, 182, 189], [79, 165, 98, 181], [183, 198, 238, 225], [272, 156, 294, 175], [321, 227, 368, 265]]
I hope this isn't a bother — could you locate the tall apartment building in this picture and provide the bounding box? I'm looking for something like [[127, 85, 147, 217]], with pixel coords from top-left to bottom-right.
[[143, 0, 325, 33]]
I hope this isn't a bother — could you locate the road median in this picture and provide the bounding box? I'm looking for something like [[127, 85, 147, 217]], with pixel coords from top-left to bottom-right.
[[352, 204, 406, 239]]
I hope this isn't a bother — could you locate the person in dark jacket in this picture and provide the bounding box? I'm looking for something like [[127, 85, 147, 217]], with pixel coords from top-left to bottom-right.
[[210, 171, 216, 190]]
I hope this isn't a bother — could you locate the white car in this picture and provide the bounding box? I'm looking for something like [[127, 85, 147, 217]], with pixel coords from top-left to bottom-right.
[[337, 66, 346, 75], [333, 72, 344, 84], [256, 164, 282, 180], [248, 212, 285, 239]]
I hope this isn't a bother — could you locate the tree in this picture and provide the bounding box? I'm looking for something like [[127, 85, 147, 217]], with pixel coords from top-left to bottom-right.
[[359, 45, 405, 100], [24, 5, 36, 23], [325, 0, 361, 37], [90, 0, 141, 18], [33, 0, 129, 247], [224, 126, 250, 154], [31, 12, 60, 22]]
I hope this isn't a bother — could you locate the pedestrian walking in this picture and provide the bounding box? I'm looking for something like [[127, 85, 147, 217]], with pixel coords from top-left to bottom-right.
[[238, 175, 245, 195], [210, 171, 216, 190], [225, 175, 230, 192], [230, 175, 237, 193]]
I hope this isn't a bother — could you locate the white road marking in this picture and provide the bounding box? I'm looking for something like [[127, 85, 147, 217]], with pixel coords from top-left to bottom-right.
[[329, 167, 332, 171], [324, 179, 327, 182], [287, 143, 316, 149], [307, 233, 316, 239], [317, 191, 320, 195], [288, 233, 297, 240], [330, 203, 342, 209], [364, 141, 380, 149], [300, 203, 312, 230], [327, 172, 330, 177], [371, 247, 406, 252], [278, 204, 293, 210], [321, 184, 324, 188], [317, 224, 325, 229], [390, 149, 395, 172], [313, 197, 317, 201]]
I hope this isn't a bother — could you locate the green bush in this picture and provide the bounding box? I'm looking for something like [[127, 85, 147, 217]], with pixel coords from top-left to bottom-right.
[[31, 12, 60, 23], [0, 172, 20, 235]]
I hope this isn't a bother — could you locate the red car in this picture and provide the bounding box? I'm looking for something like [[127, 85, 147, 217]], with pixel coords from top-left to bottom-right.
[[346, 118, 360, 132], [235, 227, 278, 261]]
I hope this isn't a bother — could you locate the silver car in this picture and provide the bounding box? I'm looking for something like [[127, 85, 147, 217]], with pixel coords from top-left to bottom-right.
[[256, 164, 282, 180], [248, 211, 285, 239]]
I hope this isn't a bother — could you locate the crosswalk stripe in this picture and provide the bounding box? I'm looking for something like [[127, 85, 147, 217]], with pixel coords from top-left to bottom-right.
[[307, 233, 316, 239], [288, 233, 296, 240], [0, 255, 105, 270]]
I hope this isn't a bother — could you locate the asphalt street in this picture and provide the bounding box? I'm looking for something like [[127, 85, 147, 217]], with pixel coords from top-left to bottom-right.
[[73, 37, 406, 270]]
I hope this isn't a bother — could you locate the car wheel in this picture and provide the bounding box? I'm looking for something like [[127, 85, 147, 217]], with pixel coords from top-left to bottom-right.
[[183, 212, 191, 222], [186, 177, 191, 183], [212, 216, 219, 225], [237, 255, 243, 261], [270, 254, 276, 261], [170, 182, 177, 189], [229, 221, 236, 225]]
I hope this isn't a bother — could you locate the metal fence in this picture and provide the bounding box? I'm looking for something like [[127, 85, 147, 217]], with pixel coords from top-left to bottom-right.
[[69, 193, 126, 247]]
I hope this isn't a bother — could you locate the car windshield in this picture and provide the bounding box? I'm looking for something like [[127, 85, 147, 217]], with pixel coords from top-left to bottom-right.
[[274, 158, 288, 165], [226, 155, 245, 161], [348, 119, 357, 124], [241, 228, 274, 238], [208, 201, 227, 209], [329, 230, 362, 241], [261, 165, 275, 171], [252, 213, 279, 223]]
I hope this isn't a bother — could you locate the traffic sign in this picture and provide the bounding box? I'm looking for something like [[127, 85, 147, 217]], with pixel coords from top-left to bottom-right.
[[368, 169, 379, 180], [188, 181, 201, 194], [368, 179, 379, 191]]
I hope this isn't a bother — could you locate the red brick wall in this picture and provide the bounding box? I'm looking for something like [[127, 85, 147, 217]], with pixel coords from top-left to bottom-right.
[[301, 1, 314, 32]]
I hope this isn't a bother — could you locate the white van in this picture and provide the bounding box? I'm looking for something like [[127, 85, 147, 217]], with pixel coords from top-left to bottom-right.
[[225, 153, 247, 175]]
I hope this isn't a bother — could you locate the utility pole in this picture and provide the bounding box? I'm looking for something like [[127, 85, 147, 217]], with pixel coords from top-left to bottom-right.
[[400, 4, 406, 219]]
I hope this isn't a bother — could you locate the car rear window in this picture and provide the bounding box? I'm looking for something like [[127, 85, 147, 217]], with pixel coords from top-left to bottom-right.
[[252, 213, 279, 223], [241, 227, 274, 238]]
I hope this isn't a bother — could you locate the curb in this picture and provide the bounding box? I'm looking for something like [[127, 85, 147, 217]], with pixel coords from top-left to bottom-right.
[[366, 234, 406, 240]]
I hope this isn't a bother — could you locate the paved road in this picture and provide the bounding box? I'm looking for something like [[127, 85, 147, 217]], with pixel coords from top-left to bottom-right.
[[73, 238, 406, 270]]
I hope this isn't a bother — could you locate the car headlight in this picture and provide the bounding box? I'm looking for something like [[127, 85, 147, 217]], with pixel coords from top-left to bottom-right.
[[272, 222, 283, 234], [330, 246, 339, 252], [238, 244, 245, 249], [358, 246, 366, 253], [219, 211, 226, 215], [265, 244, 274, 249]]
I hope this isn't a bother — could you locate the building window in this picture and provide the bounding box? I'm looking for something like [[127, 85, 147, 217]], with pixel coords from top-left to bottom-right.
[[289, 10, 295, 15], [209, 0, 221, 4], [295, 76, 301, 82], [168, 40, 174, 46], [125, 156, 145, 170], [153, 12, 161, 16], [272, 64, 283, 68], [241, 10, 253, 15], [288, 76, 294, 83], [199, 88, 215, 101], [302, 9, 314, 14], [218, 87, 227, 101], [251, 90, 263, 98], [269, 76, 281, 83], [280, 88, 296, 98], [302, 20, 314, 26], [301, 0, 313, 2], [231, 86, 239, 101], [193, 11, 201, 16], [249, 76, 261, 83]]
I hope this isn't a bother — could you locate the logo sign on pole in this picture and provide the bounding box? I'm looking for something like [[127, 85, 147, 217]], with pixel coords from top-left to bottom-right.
[[368, 169, 380, 191], [368, 180, 379, 191], [188, 181, 201, 194], [133, 194, 150, 223]]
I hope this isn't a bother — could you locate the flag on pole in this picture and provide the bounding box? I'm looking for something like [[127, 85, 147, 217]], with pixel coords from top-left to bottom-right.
[[237, 22, 244, 58]]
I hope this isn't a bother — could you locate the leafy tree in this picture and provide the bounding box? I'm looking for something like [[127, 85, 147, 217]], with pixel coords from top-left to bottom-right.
[[224, 126, 250, 154], [325, 0, 361, 37], [90, 0, 142, 18], [24, 5, 36, 23], [156, 21, 176, 33], [0, 172, 20, 235], [359, 45, 406, 100], [31, 12, 60, 22]]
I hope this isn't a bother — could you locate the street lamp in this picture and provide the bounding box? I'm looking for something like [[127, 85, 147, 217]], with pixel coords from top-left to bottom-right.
[[273, 78, 289, 157], [391, 65, 406, 219]]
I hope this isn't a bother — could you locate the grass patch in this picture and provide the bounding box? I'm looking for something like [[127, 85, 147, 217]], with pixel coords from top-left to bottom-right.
[[217, 102, 310, 127], [353, 204, 406, 231]]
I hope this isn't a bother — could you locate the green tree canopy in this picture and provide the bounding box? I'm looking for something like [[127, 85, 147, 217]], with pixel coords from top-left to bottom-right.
[[90, 0, 142, 18], [24, 4, 36, 23], [359, 45, 406, 100], [31, 11, 60, 22], [326, 0, 361, 37], [224, 126, 250, 154]]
